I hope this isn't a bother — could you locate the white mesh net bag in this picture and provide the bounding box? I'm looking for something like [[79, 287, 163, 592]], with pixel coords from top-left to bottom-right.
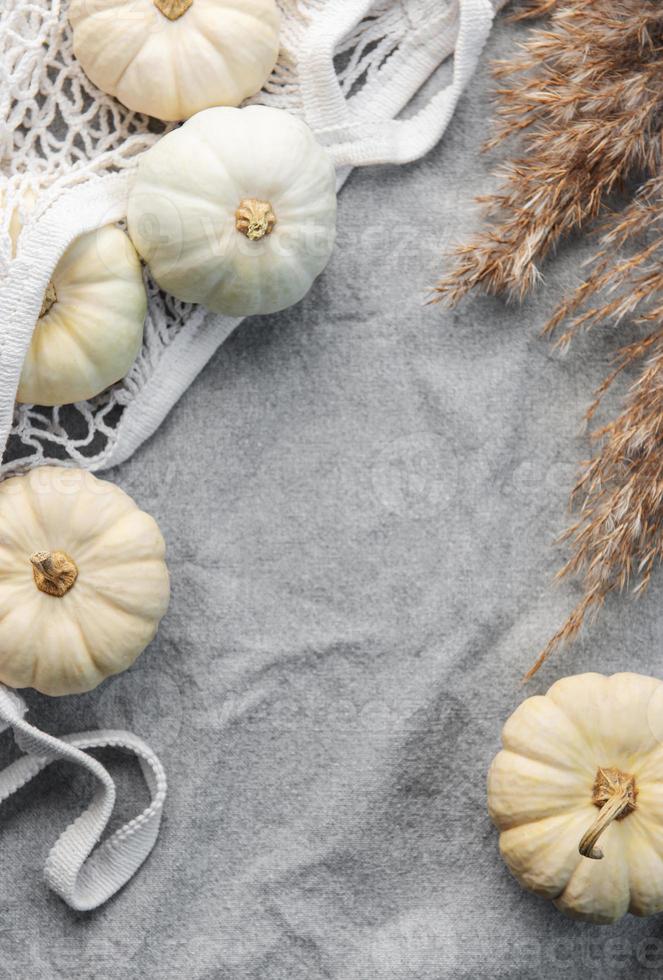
[[0, 0, 501, 909], [0, 0, 499, 478]]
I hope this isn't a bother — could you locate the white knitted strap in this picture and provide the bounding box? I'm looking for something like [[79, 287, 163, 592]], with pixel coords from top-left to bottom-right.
[[299, 0, 495, 168], [0, 685, 166, 911]]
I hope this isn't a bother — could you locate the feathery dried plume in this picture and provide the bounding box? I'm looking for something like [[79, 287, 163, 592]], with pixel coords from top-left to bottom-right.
[[434, 0, 663, 305], [527, 332, 663, 678], [526, 171, 663, 676], [431, 0, 663, 674], [544, 174, 663, 350]]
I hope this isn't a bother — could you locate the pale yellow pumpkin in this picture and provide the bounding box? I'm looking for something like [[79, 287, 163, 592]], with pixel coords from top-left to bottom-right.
[[0, 466, 170, 696], [19, 226, 147, 406], [488, 672, 663, 924], [68, 0, 281, 122], [8, 210, 148, 407]]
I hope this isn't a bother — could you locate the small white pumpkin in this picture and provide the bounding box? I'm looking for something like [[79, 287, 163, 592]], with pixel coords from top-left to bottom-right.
[[7, 199, 147, 406], [68, 0, 281, 122], [0, 466, 170, 696], [127, 105, 337, 317], [488, 672, 663, 924]]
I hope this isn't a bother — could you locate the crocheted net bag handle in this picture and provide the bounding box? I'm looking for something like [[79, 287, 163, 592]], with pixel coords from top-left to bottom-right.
[[0, 0, 499, 910], [0, 686, 166, 911], [299, 0, 495, 168]]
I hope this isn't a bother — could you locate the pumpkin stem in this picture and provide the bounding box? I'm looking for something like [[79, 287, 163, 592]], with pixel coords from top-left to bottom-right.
[[153, 0, 193, 19], [235, 199, 276, 241], [30, 551, 78, 598], [579, 766, 637, 860], [39, 281, 57, 319]]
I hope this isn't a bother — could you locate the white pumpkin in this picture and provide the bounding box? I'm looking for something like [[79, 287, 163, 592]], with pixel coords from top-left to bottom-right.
[[68, 0, 281, 122], [0, 466, 170, 696], [127, 105, 337, 317], [7, 200, 147, 406], [488, 672, 663, 924]]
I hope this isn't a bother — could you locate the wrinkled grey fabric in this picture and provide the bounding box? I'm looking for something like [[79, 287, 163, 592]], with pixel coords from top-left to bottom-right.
[[4, 16, 663, 980]]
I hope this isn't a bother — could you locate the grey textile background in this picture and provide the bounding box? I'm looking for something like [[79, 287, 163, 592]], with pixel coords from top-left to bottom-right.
[[3, 14, 663, 980]]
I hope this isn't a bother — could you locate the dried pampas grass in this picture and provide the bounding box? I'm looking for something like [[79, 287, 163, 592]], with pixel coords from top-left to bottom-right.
[[527, 331, 663, 678], [436, 0, 663, 305], [436, 0, 663, 675]]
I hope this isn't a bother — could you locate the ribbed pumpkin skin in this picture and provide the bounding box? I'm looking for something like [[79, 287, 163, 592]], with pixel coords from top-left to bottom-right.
[[0, 467, 170, 696], [488, 672, 663, 924], [17, 226, 147, 407], [68, 0, 281, 122], [127, 105, 337, 317]]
